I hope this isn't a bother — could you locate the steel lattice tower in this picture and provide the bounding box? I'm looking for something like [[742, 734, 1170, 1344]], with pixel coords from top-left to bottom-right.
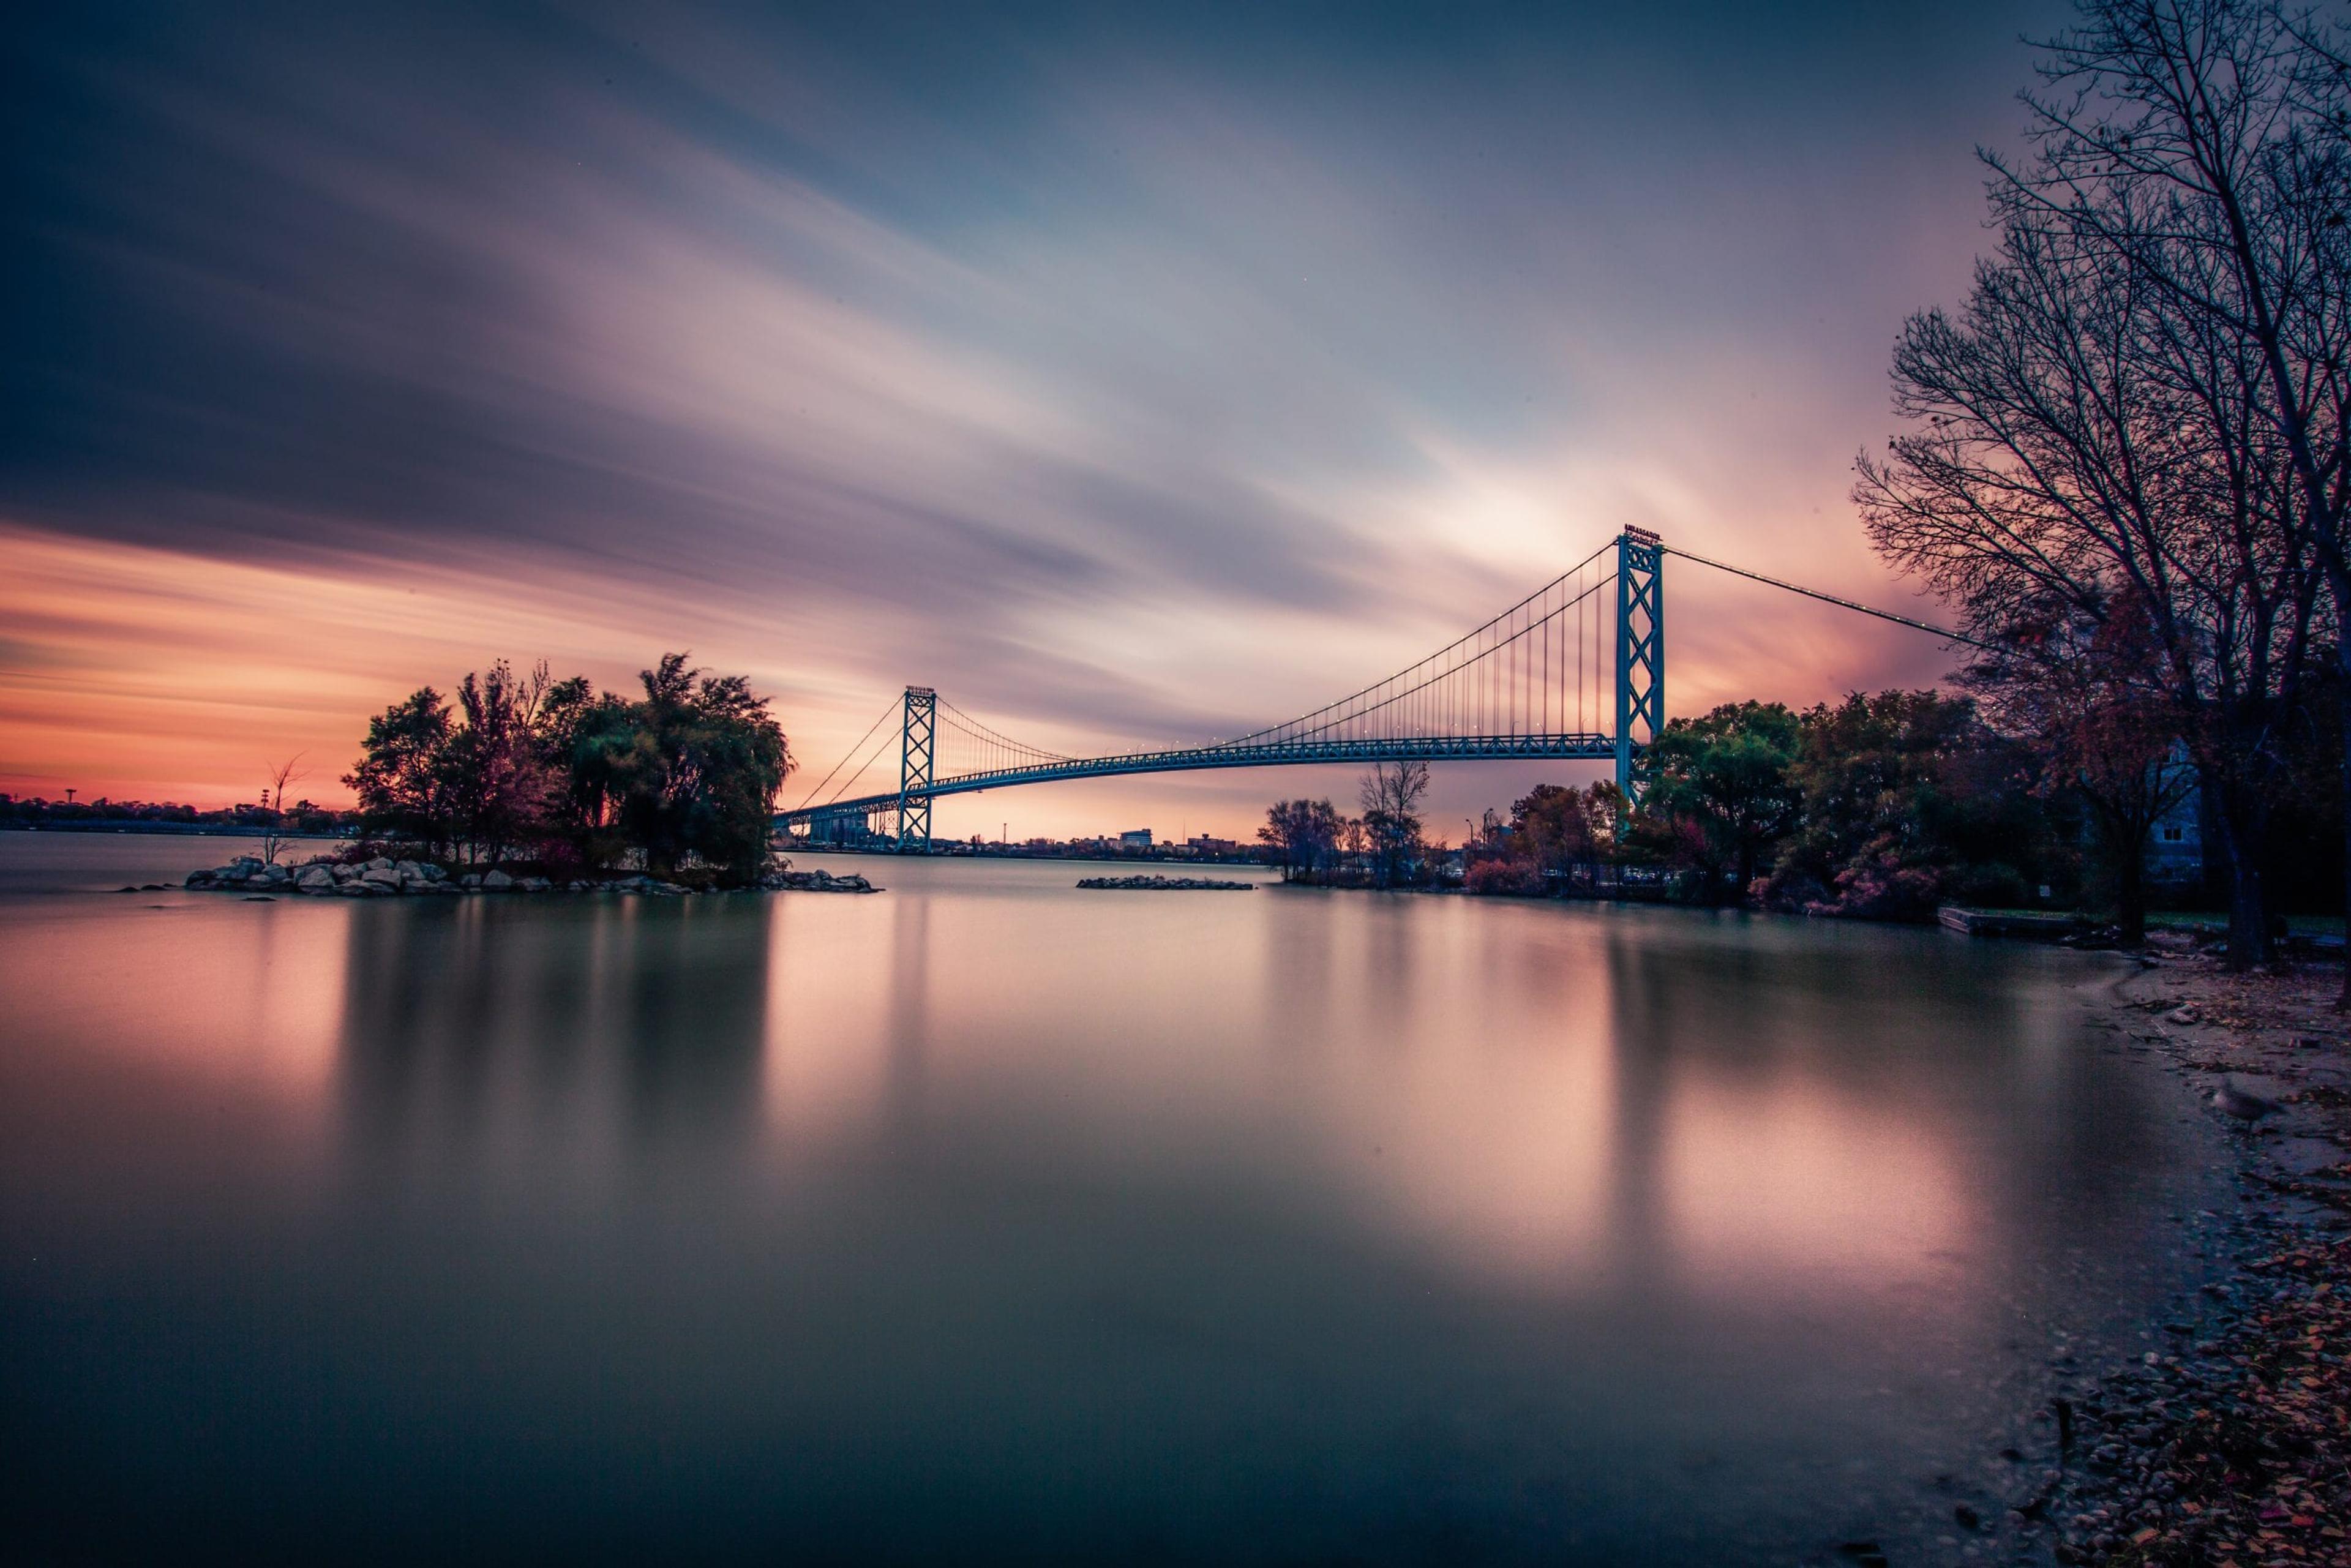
[[1614, 529, 1663, 803], [898, 686, 935, 851]]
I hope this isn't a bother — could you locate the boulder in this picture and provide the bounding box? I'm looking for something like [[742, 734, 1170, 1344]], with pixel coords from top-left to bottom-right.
[[261, 863, 293, 883], [460, 873, 482, 889], [331, 864, 359, 883], [482, 869, 514, 891], [519, 876, 551, 892], [365, 856, 394, 872], [394, 860, 426, 880], [360, 867, 401, 889], [297, 866, 336, 891], [336, 880, 373, 896]]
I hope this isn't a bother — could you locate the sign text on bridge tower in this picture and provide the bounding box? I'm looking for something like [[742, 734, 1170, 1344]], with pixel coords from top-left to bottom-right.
[[1614, 529, 1664, 803]]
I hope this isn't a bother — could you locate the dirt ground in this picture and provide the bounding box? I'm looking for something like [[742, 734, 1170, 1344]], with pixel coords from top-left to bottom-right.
[[2041, 940, 2351, 1566]]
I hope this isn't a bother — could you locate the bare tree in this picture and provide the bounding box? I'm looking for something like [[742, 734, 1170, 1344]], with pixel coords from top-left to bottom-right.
[[1858, 15, 2330, 967], [1980, 0, 2351, 972], [260, 754, 307, 866], [1258, 798, 1341, 882], [1359, 759, 1431, 887]]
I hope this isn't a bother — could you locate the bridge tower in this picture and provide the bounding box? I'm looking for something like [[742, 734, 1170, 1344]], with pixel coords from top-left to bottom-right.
[[1614, 529, 1663, 801], [897, 686, 936, 852]]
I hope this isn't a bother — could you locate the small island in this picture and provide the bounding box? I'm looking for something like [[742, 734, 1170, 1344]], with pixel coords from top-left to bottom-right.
[[181, 854, 877, 896], [1075, 874, 1253, 891]]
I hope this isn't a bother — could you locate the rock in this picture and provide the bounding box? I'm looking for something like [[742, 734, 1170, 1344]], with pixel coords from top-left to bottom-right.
[[183, 871, 215, 888], [297, 866, 335, 891], [1075, 874, 1254, 891], [770, 869, 881, 893], [519, 876, 551, 892], [336, 880, 373, 896], [2213, 1079, 2280, 1122], [331, 864, 359, 882], [394, 859, 425, 879], [460, 874, 482, 889], [2165, 1005, 2202, 1026], [261, 863, 292, 883], [360, 867, 401, 889], [482, 868, 514, 891]]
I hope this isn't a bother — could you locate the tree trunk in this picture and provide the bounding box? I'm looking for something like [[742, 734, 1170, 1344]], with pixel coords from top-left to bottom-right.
[[2341, 645, 2350, 1007], [2112, 823, 2147, 949], [2208, 792, 2271, 971]]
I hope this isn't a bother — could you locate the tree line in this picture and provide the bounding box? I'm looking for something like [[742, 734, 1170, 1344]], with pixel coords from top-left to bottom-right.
[[1493, 688, 2337, 941], [1264, 675, 2339, 943], [344, 653, 793, 885], [1259, 760, 1436, 886]]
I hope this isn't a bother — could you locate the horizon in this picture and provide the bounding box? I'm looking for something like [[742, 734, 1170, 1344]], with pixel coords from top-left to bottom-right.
[[2, 1, 2055, 837]]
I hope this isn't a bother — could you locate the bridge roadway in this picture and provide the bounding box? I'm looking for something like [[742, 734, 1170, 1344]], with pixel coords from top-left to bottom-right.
[[777, 731, 1618, 832]]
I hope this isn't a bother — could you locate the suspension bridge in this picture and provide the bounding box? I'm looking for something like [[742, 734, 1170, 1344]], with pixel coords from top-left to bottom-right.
[[777, 528, 1970, 850]]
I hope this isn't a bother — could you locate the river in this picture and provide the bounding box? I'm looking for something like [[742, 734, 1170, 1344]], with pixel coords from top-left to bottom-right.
[[0, 833, 2233, 1564]]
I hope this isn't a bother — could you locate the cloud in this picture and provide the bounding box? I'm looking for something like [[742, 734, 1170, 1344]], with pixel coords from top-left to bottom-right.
[[1, 1, 2046, 819]]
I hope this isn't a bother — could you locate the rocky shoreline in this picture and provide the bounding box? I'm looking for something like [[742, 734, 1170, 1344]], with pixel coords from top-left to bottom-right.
[[2011, 944, 2349, 1567], [174, 855, 880, 896], [1074, 874, 1254, 890]]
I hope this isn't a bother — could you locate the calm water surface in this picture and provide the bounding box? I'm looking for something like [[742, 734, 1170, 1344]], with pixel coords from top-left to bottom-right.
[[0, 835, 2227, 1564]]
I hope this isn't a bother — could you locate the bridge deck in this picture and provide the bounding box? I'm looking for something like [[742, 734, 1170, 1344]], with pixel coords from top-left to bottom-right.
[[779, 732, 1617, 828]]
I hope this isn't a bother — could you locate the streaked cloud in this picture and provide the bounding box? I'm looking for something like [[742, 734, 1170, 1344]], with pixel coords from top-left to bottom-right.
[[1, 1, 2044, 828]]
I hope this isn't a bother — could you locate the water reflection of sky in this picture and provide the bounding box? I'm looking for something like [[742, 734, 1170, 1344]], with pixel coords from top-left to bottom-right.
[[0, 847, 2226, 1563]]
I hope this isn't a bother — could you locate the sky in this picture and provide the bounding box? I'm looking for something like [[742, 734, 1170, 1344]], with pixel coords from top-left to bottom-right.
[[0, 1, 2059, 839]]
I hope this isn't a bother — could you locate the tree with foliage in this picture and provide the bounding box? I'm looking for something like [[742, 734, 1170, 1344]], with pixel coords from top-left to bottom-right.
[[1258, 798, 1341, 881], [1759, 691, 2055, 921], [1962, 595, 2194, 943], [345, 689, 454, 855], [566, 653, 793, 882], [440, 660, 564, 865], [1338, 814, 1370, 880], [1510, 781, 1621, 889], [346, 652, 792, 885], [1632, 702, 1803, 898]]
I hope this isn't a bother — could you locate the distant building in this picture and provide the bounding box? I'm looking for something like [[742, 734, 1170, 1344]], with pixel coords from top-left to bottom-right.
[[1186, 835, 1237, 854], [1119, 828, 1153, 847], [2146, 748, 2203, 888]]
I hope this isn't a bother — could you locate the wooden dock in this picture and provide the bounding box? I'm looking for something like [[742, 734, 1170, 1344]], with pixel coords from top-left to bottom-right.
[[1937, 906, 2084, 940]]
